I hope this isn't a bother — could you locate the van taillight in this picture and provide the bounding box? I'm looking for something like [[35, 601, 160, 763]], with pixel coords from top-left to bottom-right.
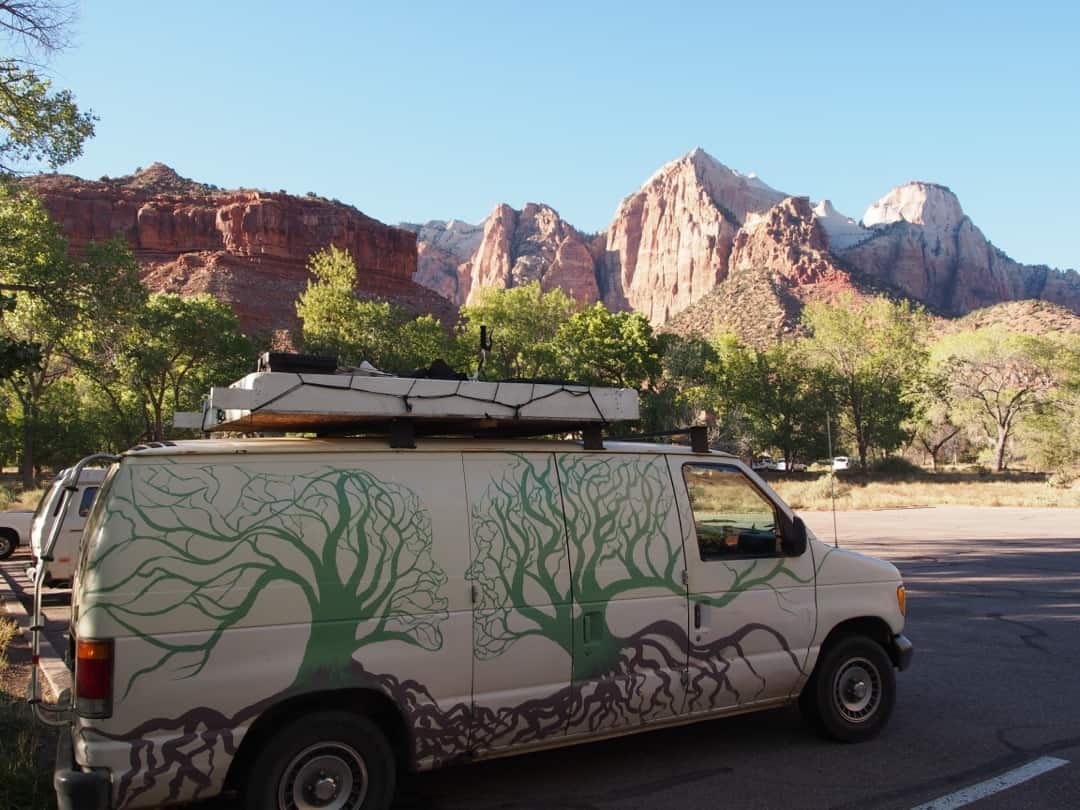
[[75, 639, 113, 718]]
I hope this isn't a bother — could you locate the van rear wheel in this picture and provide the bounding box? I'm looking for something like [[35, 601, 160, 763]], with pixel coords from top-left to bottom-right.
[[800, 635, 895, 743], [245, 711, 396, 810]]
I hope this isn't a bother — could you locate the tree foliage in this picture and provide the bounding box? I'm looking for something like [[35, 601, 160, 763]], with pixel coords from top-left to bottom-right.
[[458, 281, 576, 380], [549, 303, 660, 387], [297, 245, 450, 373], [933, 327, 1063, 472], [801, 294, 928, 468], [713, 336, 829, 466], [0, 0, 95, 174], [119, 293, 252, 441]]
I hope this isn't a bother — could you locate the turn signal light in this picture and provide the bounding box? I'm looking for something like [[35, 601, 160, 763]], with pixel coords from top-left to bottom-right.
[[897, 584, 907, 617], [75, 638, 113, 718]]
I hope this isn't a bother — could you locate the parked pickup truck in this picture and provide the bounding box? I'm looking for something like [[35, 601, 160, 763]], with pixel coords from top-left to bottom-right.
[[0, 508, 34, 559]]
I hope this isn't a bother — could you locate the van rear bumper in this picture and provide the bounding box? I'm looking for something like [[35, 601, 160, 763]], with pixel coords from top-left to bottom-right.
[[890, 633, 914, 671], [54, 729, 110, 810]]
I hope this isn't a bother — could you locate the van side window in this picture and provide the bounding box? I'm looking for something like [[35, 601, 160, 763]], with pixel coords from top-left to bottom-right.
[[682, 464, 780, 560], [78, 486, 99, 517]]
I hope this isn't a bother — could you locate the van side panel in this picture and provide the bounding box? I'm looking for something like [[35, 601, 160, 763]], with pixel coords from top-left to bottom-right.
[[557, 453, 690, 735], [464, 452, 573, 752], [74, 455, 472, 809]]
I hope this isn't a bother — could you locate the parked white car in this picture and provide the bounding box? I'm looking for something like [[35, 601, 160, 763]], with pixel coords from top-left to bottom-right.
[[751, 454, 777, 470], [51, 437, 912, 810], [28, 467, 106, 586], [832, 456, 851, 470], [0, 507, 34, 559]]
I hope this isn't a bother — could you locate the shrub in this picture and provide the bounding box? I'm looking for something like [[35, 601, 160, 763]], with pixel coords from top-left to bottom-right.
[[870, 456, 923, 476]]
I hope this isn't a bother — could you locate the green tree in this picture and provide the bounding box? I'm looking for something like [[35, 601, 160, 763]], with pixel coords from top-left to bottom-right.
[[801, 294, 928, 469], [549, 303, 660, 388], [934, 327, 1062, 472], [457, 281, 576, 379], [640, 333, 718, 434], [297, 245, 450, 373], [121, 293, 252, 441], [0, 188, 143, 483], [0, 1, 95, 175], [714, 336, 829, 467], [910, 365, 961, 471]]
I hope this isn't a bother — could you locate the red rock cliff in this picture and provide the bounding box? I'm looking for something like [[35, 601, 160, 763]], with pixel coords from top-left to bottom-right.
[[25, 164, 453, 337]]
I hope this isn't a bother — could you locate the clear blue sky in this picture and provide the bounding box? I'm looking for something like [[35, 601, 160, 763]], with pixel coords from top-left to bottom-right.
[[46, 0, 1079, 270]]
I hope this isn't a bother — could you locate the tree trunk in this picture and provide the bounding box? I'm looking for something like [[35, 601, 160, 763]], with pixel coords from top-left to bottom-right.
[[994, 424, 1009, 473], [20, 400, 34, 489]]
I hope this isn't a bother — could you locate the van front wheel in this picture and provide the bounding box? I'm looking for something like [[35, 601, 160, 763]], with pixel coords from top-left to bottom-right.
[[800, 635, 895, 743], [0, 530, 16, 560], [245, 711, 396, 810]]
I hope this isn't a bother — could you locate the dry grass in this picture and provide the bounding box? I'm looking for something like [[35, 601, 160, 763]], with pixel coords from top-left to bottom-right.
[[8, 487, 45, 512], [0, 616, 58, 810], [772, 474, 1080, 511]]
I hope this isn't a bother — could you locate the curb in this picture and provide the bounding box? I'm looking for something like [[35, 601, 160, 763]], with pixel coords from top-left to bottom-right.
[[0, 566, 72, 696]]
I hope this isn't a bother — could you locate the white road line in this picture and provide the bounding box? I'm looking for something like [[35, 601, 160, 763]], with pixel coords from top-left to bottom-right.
[[911, 756, 1070, 810]]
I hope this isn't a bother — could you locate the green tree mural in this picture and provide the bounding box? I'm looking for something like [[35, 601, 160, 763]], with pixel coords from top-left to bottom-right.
[[467, 453, 806, 697], [84, 463, 449, 696]]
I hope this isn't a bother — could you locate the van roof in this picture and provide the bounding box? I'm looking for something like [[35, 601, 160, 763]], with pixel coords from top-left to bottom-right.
[[123, 436, 739, 460]]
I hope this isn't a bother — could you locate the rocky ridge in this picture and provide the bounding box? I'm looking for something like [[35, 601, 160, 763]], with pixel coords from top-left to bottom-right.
[[25, 153, 1080, 350], [28, 165, 454, 337]]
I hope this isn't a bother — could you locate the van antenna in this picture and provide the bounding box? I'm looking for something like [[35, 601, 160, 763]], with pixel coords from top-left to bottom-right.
[[478, 325, 492, 379], [826, 409, 838, 548]]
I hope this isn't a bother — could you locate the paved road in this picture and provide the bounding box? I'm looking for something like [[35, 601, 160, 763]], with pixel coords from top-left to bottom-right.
[[4, 507, 1080, 809]]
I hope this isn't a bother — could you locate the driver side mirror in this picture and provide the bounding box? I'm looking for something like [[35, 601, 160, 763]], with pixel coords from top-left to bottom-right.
[[781, 515, 807, 556]]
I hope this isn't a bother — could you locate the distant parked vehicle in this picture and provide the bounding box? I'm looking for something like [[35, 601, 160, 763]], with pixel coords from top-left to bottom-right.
[[751, 455, 777, 471], [832, 456, 851, 471], [27, 467, 106, 586], [776, 460, 808, 472], [0, 508, 34, 560]]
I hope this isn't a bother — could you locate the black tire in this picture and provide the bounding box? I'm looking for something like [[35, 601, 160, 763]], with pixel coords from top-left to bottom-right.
[[800, 635, 895, 743], [244, 710, 397, 810], [0, 530, 17, 560]]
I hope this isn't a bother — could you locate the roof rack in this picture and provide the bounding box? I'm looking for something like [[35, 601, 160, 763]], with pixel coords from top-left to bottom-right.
[[615, 426, 711, 453], [175, 355, 640, 448]]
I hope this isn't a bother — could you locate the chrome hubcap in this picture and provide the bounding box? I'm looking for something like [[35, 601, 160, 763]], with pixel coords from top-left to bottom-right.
[[279, 743, 368, 810], [833, 657, 881, 723]]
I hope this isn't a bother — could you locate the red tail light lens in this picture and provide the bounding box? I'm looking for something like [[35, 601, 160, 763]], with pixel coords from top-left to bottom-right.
[[75, 638, 113, 718]]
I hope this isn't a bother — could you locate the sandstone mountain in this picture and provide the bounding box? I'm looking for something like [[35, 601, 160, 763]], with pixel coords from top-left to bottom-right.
[[407, 150, 1080, 340], [22, 153, 1080, 351], [26, 164, 454, 338], [835, 182, 1080, 316]]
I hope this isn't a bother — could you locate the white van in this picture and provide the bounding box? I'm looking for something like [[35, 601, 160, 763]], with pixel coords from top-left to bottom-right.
[[29, 468, 106, 587], [50, 436, 912, 810]]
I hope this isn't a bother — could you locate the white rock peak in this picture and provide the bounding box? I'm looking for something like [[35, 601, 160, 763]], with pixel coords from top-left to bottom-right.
[[401, 219, 483, 261], [812, 199, 872, 250], [644, 147, 788, 224], [863, 182, 965, 231]]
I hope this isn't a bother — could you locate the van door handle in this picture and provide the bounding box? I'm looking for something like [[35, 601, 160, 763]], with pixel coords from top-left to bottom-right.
[[693, 603, 702, 630], [583, 611, 602, 644]]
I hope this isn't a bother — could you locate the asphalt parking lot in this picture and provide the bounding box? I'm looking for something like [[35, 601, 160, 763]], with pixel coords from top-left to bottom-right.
[[4, 506, 1080, 809]]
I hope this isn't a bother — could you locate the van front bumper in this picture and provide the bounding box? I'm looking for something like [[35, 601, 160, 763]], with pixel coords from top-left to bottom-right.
[[890, 633, 914, 671], [55, 729, 110, 810]]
